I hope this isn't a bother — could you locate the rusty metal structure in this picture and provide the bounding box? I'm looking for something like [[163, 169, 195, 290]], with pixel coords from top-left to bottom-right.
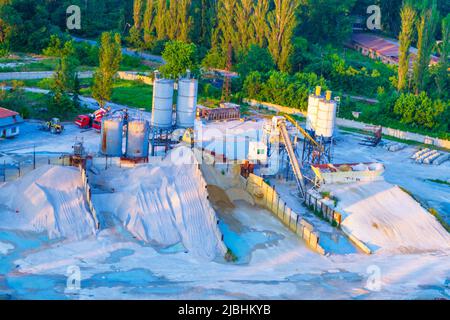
[[198, 105, 240, 122]]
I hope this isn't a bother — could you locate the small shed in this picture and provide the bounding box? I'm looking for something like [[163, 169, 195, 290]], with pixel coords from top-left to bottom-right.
[[0, 107, 24, 138]]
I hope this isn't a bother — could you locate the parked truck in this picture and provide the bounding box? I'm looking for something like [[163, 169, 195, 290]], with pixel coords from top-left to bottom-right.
[[75, 107, 109, 131]]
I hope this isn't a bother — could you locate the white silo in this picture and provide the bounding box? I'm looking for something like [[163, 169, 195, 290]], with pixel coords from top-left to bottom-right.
[[176, 73, 198, 128], [306, 86, 322, 131], [101, 117, 124, 156], [151, 72, 174, 128], [315, 90, 337, 138]]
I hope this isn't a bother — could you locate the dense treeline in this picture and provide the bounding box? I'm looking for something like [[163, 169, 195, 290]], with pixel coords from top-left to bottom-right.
[[0, 0, 448, 136]]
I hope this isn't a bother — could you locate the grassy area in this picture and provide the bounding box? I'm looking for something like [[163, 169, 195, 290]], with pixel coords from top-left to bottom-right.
[[0, 58, 83, 72], [81, 79, 153, 110], [0, 90, 90, 122]]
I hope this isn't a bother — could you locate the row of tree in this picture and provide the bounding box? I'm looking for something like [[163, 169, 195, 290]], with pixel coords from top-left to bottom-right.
[[398, 0, 449, 97]]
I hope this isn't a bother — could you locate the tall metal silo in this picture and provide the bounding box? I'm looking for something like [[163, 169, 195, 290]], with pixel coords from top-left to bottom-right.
[[306, 86, 322, 131], [151, 74, 174, 129], [176, 75, 198, 128], [126, 119, 150, 159], [101, 117, 124, 156], [315, 91, 337, 138]]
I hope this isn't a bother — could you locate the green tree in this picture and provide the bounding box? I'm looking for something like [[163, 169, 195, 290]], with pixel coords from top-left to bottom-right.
[[214, 0, 237, 56], [266, 0, 298, 72], [398, 2, 416, 91], [435, 14, 449, 98], [143, 0, 156, 46], [393, 92, 447, 130], [237, 45, 274, 81], [133, 0, 144, 31], [298, 0, 355, 45], [234, 0, 255, 51], [155, 0, 167, 40], [92, 32, 123, 107], [413, 0, 439, 94], [46, 39, 80, 116], [160, 40, 197, 79], [252, 0, 269, 47]]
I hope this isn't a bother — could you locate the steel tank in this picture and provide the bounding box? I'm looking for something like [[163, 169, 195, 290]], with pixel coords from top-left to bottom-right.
[[101, 117, 124, 156], [306, 86, 322, 131], [151, 76, 174, 128], [315, 91, 337, 138], [176, 77, 198, 128], [126, 119, 150, 159]]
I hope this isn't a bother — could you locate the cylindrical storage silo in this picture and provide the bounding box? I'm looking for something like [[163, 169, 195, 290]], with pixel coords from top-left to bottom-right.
[[315, 99, 337, 138], [176, 78, 198, 128], [151, 78, 174, 128], [101, 118, 124, 156], [126, 120, 150, 159], [306, 95, 320, 131]]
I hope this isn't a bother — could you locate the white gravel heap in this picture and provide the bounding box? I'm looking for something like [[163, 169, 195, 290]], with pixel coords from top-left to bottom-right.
[[0, 165, 96, 240]]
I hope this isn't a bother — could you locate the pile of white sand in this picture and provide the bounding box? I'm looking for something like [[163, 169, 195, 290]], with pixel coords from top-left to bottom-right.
[[0, 165, 96, 240], [92, 146, 227, 261], [322, 180, 450, 253]]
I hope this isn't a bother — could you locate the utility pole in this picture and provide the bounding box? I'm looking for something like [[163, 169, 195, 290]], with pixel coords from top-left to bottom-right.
[[221, 41, 233, 102], [33, 144, 36, 170]]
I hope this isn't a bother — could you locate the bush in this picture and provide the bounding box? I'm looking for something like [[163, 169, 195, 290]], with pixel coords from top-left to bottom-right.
[[243, 71, 327, 111]]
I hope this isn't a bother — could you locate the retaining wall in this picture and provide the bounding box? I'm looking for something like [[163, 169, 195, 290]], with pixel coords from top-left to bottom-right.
[[244, 173, 326, 255], [305, 191, 342, 227]]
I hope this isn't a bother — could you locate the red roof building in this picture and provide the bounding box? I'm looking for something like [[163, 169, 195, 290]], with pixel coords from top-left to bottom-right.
[[0, 107, 24, 138], [350, 33, 440, 68]]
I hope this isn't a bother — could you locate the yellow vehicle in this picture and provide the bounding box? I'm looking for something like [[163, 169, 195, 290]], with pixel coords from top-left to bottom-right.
[[42, 118, 64, 134]]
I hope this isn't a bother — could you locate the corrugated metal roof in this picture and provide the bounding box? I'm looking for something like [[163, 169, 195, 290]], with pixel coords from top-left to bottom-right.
[[352, 33, 439, 64]]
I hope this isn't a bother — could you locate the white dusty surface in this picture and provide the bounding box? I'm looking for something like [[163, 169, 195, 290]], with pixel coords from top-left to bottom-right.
[[4, 201, 449, 300], [0, 241, 14, 255], [0, 165, 96, 240], [0, 120, 448, 299], [322, 180, 450, 253], [90, 147, 226, 261]]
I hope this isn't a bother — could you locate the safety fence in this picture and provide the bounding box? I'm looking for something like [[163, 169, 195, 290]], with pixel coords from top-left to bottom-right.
[[0, 154, 71, 182], [305, 190, 372, 254], [305, 191, 342, 227], [79, 166, 100, 230], [244, 173, 326, 255]]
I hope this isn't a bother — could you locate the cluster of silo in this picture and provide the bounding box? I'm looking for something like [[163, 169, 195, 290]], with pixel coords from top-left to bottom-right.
[[101, 117, 125, 157], [150, 70, 198, 131], [306, 87, 337, 139], [151, 71, 175, 129], [100, 113, 150, 160]]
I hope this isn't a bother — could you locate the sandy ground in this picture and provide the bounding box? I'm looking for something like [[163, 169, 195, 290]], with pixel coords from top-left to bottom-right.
[[0, 118, 449, 299]]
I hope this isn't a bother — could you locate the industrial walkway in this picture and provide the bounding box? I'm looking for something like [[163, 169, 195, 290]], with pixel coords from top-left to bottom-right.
[[278, 120, 306, 198]]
